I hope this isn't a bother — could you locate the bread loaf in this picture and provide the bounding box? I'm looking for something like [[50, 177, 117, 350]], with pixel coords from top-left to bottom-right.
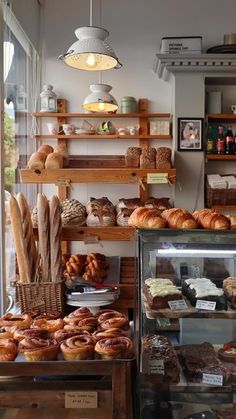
[[193, 209, 230, 230], [54, 144, 69, 167], [116, 198, 141, 213], [16, 193, 38, 280], [86, 209, 116, 227], [49, 196, 62, 282], [86, 197, 115, 213], [37, 193, 50, 282], [37, 145, 54, 156], [144, 197, 171, 210], [61, 198, 86, 226], [162, 208, 198, 229], [156, 147, 172, 170], [45, 153, 63, 169], [128, 207, 167, 228], [125, 147, 141, 168], [9, 196, 31, 283], [140, 148, 156, 169], [27, 151, 47, 170], [116, 208, 134, 226]]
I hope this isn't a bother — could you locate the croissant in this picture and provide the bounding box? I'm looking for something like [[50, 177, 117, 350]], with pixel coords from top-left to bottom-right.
[[162, 208, 198, 229], [226, 214, 236, 230], [128, 207, 167, 229], [193, 209, 230, 230]]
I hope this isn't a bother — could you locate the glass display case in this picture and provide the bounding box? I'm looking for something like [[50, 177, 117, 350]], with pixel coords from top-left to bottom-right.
[[137, 228, 236, 419]]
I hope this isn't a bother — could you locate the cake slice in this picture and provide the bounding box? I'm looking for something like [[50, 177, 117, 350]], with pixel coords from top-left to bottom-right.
[[182, 278, 227, 310], [143, 278, 182, 310]]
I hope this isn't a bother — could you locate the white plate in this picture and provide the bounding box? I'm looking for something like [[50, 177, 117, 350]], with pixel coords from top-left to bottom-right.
[[66, 300, 113, 307], [75, 129, 95, 135]]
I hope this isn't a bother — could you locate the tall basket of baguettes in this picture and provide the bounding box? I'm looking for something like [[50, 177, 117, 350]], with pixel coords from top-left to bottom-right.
[[9, 192, 65, 314]]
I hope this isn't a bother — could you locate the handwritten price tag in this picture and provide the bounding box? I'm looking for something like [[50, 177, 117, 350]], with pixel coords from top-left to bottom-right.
[[196, 300, 216, 311], [168, 300, 188, 310], [149, 359, 164, 375], [147, 173, 168, 184], [65, 392, 98, 409], [202, 373, 223, 386]]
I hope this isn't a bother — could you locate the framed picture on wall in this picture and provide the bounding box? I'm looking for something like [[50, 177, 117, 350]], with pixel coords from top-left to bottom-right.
[[177, 117, 204, 151]]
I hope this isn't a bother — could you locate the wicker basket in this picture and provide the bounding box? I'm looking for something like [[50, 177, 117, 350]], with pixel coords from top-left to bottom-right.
[[16, 280, 65, 314], [206, 181, 236, 207]]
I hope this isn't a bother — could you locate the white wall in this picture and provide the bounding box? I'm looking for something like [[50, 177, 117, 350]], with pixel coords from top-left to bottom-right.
[[39, 0, 236, 255], [12, 0, 40, 51]]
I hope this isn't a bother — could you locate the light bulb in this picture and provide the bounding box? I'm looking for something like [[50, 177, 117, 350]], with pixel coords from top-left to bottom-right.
[[86, 53, 97, 68], [98, 102, 106, 111]]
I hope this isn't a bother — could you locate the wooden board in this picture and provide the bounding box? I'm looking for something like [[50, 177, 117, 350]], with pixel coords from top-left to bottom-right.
[[68, 155, 126, 168], [34, 134, 172, 140], [34, 112, 171, 119], [33, 226, 135, 241], [20, 168, 177, 184]]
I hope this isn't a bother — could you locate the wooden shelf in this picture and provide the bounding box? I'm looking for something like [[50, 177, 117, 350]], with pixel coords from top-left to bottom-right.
[[33, 112, 171, 119], [207, 113, 236, 121], [210, 205, 236, 211], [20, 168, 177, 184], [34, 134, 172, 140], [34, 226, 135, 241], [206, 154, 236, 160]]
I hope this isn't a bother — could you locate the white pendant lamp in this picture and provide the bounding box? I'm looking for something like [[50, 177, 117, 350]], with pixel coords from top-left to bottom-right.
[[83, 84, 118, 113], [59, 1, 121, 71]]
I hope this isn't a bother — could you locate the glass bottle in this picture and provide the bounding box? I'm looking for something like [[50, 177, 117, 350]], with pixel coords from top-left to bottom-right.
[[216, 126, 225, 155], [206, 125, 214, 154], [225, 125, 234, 155]]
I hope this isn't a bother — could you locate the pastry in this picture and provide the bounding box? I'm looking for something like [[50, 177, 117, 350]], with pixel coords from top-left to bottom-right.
[[95, 336, 133, 359], [128, 207, 167, 229], [0, 327, 13, 339], [54, 329, 90, 344], [98, 316, 129, 331], [182, 278, 227, 310], [64, 316, 97, 332], [97, 310, 127, 324], [0, 313, 32, 330], [32, 318, 64, 333], [125, 147, 141, 168], [144, 197, 171, 211], [162, 208, 198, 229], [60, 335, 95, 360], [192, 209, 230, 230], [226, 214, 236, 229], [34, 311, 62, 320], [64, 307, 93, 323], [0, 338, 18, 361], [141, 334, 180, 383], [14, 328, 50, 342], [218, 342, 236, 362], [18, 337, 59, 361], [92, 328, 127, 342], [143, 277, 182, 310]]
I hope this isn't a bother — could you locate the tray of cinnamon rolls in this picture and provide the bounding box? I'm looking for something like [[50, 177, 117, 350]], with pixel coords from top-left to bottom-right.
[[0, 308, 134, 362]]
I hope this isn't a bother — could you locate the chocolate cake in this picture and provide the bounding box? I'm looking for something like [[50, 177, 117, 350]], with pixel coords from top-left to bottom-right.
[[182, 278, 227, 310], [143, 278, 182, 310], [179, 342, 226, 383], [142, 334, 180, 383]]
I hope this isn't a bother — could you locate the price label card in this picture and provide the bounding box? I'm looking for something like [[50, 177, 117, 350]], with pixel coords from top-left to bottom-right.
[[65, 392, 98, 409], [168, 299, 188, 310], [149, 359, 165, 375], [147, 173, 168, 184], [196, 300, 216, 311], [202, 373, 223, 386]]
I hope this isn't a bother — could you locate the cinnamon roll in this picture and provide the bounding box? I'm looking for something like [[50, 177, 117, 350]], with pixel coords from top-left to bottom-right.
[[95, 337, 133, 359], [0, 327, 13, 340], [60, 335, 95, 360], [14, 328, 50, 342], [54, 329, 90, 344], [92, 328, 127, 342], [0, 313, 32, 330], [0, 338, 18, 361], [98, 316, 129, 331], [97, 310, 127, 324], [64, 316, 97, 332], [18, 337, 59, 361], [63, 307, 93, 324], [32, 318, 64, 334], [34, 311, 62, 320]]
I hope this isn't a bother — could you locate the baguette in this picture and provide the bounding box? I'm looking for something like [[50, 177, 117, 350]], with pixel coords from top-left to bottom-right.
[[9, 196, 31, 283], [37, 193, 50, 281], [49, 195, 62, 282], [128, 207, 167, 228], [193, 209, 230, 230], [162, 208, 198, 229], [16, 193, 38, 281]]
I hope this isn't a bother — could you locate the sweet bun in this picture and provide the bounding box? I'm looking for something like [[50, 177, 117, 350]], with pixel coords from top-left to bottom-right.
[[60, 335, 95, 360], [95, 336, 133, 359], [0, 338, 18, 361], [18, 337, 59, 361]]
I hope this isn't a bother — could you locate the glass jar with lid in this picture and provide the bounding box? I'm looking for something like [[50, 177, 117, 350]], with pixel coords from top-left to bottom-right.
[[40, 84, 57, 112]]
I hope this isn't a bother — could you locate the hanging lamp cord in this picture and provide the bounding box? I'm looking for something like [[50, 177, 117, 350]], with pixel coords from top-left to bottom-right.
[[90, 0, 93, 26]]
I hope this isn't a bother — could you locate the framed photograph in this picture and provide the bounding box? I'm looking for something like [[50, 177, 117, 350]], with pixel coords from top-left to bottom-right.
[[177, 117, 204, 151]]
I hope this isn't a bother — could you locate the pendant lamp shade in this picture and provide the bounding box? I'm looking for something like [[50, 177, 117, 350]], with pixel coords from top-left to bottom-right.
[[59, 27, 121, 71], [83, 84, 118, 112]]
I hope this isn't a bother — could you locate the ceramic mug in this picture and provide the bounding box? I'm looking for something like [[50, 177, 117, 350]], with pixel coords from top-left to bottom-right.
[[62, 124, 76, 135], [47, 123, 63, 135], [231, 105, 236, 114]]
